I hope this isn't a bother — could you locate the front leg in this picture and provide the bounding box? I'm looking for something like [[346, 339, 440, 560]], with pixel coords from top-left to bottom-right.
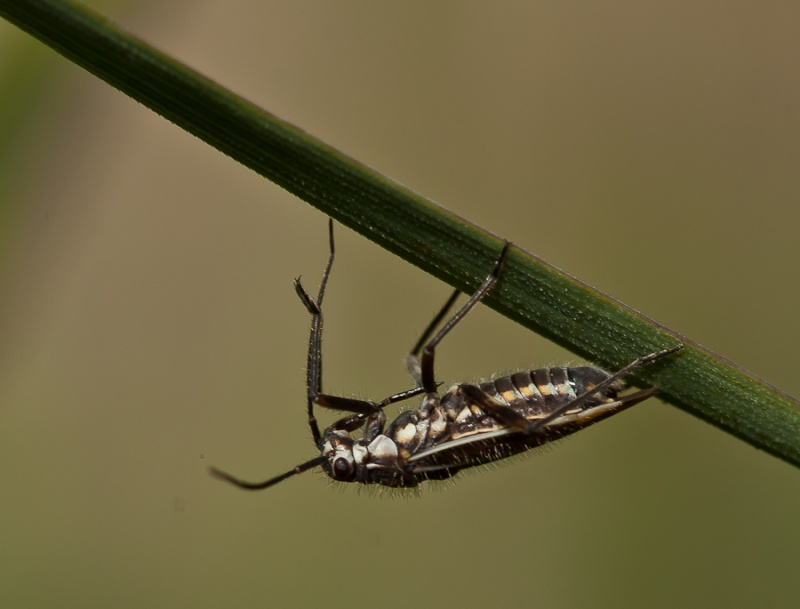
[[327, 408, 386, 441]]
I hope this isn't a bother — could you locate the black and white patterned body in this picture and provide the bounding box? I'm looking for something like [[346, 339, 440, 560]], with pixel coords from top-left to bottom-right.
[[210, 220, 681, 492], [320, 366, 654, 488]]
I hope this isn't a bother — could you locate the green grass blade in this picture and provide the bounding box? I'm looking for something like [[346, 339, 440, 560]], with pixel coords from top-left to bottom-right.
[[1, 0, 799, 467]]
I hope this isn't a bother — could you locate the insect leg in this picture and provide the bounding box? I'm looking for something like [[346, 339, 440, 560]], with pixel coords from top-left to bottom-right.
[[407, 289, 461, 387], [297, 221, 436, 439], [312, 385, 434, 442], [410, 241, 511, 394], [312, 384, 430, 416], [294, 218, 336, 446]]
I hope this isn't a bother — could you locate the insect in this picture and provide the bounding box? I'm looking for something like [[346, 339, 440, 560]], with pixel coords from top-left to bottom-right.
[[210, 220, 682, 490]]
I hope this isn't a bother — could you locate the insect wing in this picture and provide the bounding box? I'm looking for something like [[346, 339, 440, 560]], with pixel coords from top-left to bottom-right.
[[407, 386, 660, 471]]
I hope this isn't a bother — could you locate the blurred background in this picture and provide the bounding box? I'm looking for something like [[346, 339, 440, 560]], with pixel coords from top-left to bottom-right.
[[1, 2, 799, 607]]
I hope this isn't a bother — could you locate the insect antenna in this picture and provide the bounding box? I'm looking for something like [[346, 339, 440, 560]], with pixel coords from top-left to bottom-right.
[[209, 456, 327, 491]]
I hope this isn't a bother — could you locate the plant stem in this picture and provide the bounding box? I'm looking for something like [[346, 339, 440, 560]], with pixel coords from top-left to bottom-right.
[[2, 0, 799, 467]]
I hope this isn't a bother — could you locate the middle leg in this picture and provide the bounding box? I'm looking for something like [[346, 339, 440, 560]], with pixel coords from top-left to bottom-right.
[[407, 241, 512, 394]]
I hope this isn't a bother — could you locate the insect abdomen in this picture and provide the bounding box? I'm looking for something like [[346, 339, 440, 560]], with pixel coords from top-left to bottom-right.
[[477, 366, 621, 413]]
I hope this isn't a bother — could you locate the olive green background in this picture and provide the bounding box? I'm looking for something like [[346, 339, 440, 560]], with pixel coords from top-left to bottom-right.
[[2, 2, 799, 608]]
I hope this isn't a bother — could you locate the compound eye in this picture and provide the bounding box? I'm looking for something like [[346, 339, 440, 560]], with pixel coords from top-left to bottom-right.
[[332, 457, 354, 481]]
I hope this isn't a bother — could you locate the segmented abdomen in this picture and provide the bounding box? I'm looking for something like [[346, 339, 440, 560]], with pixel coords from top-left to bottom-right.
[[477, 366, 619, 415]]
